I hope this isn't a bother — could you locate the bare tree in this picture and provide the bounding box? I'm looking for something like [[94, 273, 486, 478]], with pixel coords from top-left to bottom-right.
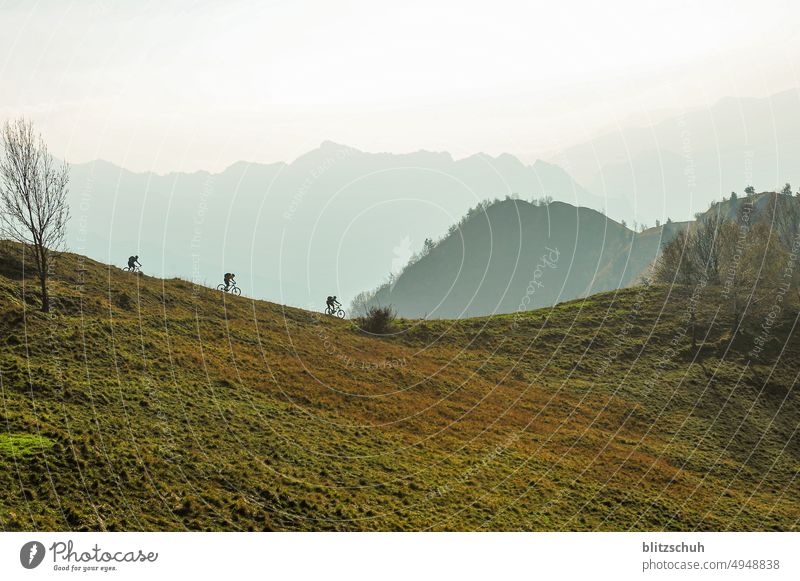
[[717, 218, 746, 331], [654, 229, 698, 285], [689, 209, 726, 285], [762, 192, 800, 303], [349, 290, 374, 318], [717, 204, 788, 336], [765, 192, 800, 250], [657, 196, 794, 344], [0, 118, 70, 312]]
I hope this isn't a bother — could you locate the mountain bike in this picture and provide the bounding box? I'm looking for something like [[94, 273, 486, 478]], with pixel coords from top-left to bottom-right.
[[325, 305, 345, 318], [123, 265, 141, 273], [217, 283, 242, 296]]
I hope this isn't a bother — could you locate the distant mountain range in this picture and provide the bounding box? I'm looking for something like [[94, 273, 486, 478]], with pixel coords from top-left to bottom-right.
[[65, 90, 798, 310], [550, 89, 800, 223], [67, 142, 614, 309]]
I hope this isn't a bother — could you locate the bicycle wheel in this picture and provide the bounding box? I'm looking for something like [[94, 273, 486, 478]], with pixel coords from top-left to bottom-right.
[[325, 307, 333, 315], [231, 286, 241, 296], [216, 284, 226, 292], [336, 308, 345, 319], [123, 266, 131, 272]]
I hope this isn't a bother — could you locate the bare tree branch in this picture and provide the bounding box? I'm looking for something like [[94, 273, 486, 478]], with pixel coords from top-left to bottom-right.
[[0, 118, 70, 312]]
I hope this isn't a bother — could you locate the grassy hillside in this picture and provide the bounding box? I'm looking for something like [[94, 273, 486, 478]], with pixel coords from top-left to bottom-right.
[[0, 241, 798, 531]]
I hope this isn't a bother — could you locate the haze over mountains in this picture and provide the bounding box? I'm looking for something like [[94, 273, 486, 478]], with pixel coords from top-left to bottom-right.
[[550, 89, 800, 223], [68, 142, 604, 309], [66, 91, 798, 311]]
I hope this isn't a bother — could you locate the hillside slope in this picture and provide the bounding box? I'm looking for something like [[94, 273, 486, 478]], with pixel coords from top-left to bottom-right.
[[0, 242, 798, 531]]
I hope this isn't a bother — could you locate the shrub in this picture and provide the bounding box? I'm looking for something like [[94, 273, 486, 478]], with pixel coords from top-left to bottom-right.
[[357, 305, 396, 335]]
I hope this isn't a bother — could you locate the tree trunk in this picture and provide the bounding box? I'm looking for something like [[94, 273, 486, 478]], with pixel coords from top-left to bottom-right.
[[39, 271, 49, 313], [32, 243, 51, 313]]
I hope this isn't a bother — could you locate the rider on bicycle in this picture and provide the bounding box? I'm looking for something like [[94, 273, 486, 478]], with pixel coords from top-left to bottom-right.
[[326, 295, 340, 312], [127, 255, 141, 270], [224, 273, 236, 291]]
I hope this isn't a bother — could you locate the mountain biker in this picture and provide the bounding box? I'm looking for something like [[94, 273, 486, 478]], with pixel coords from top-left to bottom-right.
[[224, 273, 236, 291], [326, 295, 340, 312], [127, 255, 141, 270]]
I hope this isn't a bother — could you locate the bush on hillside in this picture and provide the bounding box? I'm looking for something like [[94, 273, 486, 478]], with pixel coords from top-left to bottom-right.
[[357, 305, 396, 335]]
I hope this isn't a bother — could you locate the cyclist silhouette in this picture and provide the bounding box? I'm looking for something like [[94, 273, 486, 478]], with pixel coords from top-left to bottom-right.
[[325, 296, 345, 318], [224, 273, 236, 291], [127, 255, 141, 270]]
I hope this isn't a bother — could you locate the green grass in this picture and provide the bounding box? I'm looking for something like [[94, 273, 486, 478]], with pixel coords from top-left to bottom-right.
[[0, 433, 55, 458], [0, 241, 798, 531]]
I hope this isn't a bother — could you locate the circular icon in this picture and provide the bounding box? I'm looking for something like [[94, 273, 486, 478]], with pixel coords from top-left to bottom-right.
[[20, 541, 46, 569]]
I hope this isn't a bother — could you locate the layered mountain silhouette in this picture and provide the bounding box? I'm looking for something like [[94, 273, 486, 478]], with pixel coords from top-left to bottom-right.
[[67, 143, 615, 309], [66, 90, 798, 311], [358, 198, 687, 318]]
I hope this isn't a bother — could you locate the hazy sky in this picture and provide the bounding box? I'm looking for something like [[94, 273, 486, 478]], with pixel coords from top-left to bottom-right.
[[2, 0, 799, 173]]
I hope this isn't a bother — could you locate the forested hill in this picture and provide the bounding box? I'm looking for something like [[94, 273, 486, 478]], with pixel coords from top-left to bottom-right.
[[357, 198, 688, 319]]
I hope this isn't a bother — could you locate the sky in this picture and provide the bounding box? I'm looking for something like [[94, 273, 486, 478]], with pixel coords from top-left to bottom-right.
[[2, 0, 800, 173]]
